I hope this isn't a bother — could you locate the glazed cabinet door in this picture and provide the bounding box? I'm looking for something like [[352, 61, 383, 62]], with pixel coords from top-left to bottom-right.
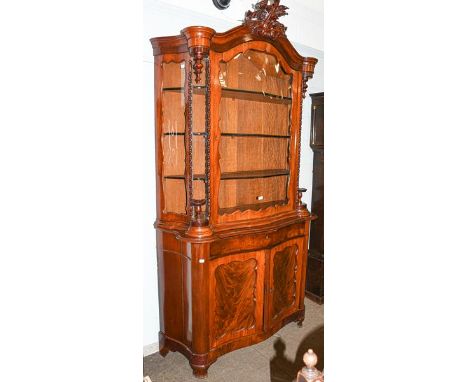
[[268, 238, 304, 328], [210, 43, 301, 225], [208, 250, 265, 349]]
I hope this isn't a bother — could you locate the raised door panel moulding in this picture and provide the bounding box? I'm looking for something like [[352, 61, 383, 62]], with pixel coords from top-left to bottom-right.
[[213, 258, 258, 340], [272, 244, 298, 319]]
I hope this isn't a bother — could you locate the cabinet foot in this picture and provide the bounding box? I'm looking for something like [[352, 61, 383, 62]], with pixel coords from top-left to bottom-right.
[[191, 365, 209, 379], [297, 320, 304, 328], [159, 347, 169, 357]]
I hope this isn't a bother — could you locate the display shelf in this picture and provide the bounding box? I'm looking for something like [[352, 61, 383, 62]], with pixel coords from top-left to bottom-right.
[[163, 131, 290, 139], [163, 169, 289, 182], [221, 169, 289, 180], [219, 199, 288, 215], [221, 132, 290, 139], [164, 174, 206, 181], [221, 87, 292, 104], [163, 132, 207, 136], [164, 86, 291, 104], [163, 86, 206, 94]]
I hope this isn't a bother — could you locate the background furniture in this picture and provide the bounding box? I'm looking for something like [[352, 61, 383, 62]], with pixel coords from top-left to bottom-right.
[[305, 92, 324, 304], [150, 0, 317, 377]]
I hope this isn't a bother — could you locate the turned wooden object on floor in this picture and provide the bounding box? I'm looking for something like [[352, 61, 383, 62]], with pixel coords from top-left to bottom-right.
[[296, 349, 324, 382], [150, 0, 318, 378]]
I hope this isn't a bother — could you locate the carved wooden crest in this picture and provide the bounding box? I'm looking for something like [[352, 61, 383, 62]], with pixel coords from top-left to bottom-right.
[[244, 0, 289, 40]]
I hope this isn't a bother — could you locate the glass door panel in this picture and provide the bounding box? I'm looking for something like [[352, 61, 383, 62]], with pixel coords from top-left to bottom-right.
[[160, 60, 209, 216], [218, 50, 292, 213], [161, 61, 186, 214]]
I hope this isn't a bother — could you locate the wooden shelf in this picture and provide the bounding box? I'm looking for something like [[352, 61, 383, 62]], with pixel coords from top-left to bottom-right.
[[164, 174, 206, 181], [163, 86, 291, 104], [221, 133, 290, 139], [163, 132, 287, 138], [163, 132, 207, 136], [163, 86, 206, 95], [221, 88, 292, 104], [164, 169, 289, 182], [219, 199, 287, 215], [221, 169, 290, 180]]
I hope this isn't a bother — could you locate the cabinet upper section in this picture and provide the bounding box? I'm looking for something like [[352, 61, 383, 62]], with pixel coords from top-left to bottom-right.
[[151, 1, 317, 235]]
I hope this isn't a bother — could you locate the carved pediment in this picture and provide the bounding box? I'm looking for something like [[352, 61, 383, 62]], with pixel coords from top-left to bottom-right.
[[244, 0, 289, 40]]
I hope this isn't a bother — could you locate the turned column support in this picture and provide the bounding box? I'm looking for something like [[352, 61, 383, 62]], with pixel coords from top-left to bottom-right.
[[182, 26, 215, 83], [186, 199, 213, 238], [191, 199, 208, 226], [297, 188, 307, 208], [297, 187, 309, 218]]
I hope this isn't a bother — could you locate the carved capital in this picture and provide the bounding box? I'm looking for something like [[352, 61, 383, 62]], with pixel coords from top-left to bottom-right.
[[244, 0, 289, 40], [191, 199, 207, 227], [302, 59, 316, 98], [181, 26, 215, 83]]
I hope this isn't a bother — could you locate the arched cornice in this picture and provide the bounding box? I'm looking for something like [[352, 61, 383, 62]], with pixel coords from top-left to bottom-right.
[[150, 0, 317, 78], [151, 25, 317, 74]]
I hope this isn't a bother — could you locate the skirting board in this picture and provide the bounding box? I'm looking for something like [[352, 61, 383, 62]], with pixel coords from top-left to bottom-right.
[[143, 342, 159, 357]]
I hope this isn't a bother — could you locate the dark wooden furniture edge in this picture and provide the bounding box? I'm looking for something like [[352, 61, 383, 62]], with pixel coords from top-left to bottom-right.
[[305, 290, 324, 305], [305, 92, 324, 305]]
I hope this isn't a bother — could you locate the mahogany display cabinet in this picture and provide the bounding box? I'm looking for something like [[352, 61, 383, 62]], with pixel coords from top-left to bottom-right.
[[150, 1, 318, 377]]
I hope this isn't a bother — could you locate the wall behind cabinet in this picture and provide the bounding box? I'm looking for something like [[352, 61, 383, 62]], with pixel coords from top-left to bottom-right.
[[143, 0, 324, 351]]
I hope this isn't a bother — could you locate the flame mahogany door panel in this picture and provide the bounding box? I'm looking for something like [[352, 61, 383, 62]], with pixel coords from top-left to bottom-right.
[[268, 238, 304, 328], [208, 250, 265, 349]]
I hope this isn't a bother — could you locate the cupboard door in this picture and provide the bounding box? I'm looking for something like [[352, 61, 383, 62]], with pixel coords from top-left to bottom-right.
[[269, 238, 304, 326], [209, 251, 265, 349]]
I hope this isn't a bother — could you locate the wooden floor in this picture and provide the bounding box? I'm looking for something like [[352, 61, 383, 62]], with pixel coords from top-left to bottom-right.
[[143, 298, 324, 382]]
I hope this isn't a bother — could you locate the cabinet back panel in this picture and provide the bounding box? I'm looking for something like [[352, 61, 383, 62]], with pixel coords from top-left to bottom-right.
[[162, 61, 185, 88], [162, 179, 186, 214], [219, 176, 288, 210], [219, 136, 289, 173], [162, 135, 185, 176]]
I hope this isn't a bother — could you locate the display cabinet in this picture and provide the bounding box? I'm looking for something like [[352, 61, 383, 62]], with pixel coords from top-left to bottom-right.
[[150, 0, 317, 377]]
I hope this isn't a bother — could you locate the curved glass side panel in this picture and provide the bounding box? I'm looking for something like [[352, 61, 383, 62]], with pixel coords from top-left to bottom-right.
[[161, 61, 186, 214], [218, 50, 292, 214]]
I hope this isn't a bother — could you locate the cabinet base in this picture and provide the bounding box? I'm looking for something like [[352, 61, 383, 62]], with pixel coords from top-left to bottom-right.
[[191, 366, 209, 379], [158, 308, 305, 378], [159, 333, 211, 379]]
